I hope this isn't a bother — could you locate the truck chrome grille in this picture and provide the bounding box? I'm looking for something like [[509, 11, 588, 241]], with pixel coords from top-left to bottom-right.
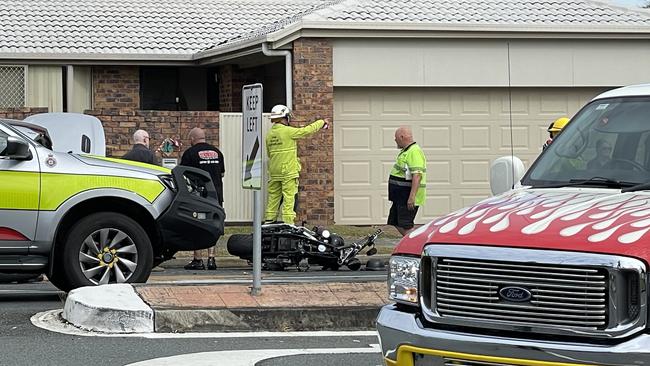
[[434, 258, 608, 329], [421, 246, 647, 338]]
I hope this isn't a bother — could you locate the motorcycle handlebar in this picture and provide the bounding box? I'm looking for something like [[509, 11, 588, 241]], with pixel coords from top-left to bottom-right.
[[344, 228, 382, 249]]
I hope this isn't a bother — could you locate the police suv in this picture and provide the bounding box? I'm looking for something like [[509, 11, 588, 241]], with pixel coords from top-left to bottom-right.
[[0, 119, 225, 291]]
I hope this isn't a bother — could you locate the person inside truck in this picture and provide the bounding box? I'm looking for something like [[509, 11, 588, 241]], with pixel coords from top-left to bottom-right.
[[528, 97, 650, 189], [542, 117, 570, 151], [587, 139, 612, 170]]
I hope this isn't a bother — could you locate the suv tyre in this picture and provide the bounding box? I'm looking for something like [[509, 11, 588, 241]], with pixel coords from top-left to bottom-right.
[[61, 212, 153, 289]]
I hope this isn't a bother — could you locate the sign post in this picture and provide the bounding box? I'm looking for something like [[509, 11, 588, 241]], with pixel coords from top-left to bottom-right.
[[242, 84, 263, 296]]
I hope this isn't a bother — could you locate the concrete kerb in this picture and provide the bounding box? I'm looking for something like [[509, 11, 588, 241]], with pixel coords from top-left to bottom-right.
[[61, 283, 385, 334], [154, 307, 380, 333], [62, 284, 154, 333]]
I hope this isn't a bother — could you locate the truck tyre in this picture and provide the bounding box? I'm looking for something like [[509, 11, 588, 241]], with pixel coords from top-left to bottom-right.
[[60, 212, 153, 290]]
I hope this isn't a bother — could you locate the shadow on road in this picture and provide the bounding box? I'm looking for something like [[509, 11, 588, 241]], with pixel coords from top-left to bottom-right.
[[0, 278, 64, 302]]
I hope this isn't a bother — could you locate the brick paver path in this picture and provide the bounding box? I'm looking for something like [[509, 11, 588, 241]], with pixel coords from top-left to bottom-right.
[[136, 282, 390, 309]]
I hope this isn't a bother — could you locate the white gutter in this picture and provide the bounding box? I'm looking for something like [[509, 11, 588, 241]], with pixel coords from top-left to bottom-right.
[[193, 36, 266, 61], [0, 52, 195, 62], [262, 42, 292, 110], [292, 20, 650, 34]]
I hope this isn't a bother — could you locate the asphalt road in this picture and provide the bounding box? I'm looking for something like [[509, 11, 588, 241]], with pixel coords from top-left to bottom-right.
[[0, 268, 386, 366]]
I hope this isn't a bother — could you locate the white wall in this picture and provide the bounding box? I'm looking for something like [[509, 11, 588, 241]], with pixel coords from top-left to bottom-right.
[[333, 39, 650, 87], [219, 112, 271, 223]]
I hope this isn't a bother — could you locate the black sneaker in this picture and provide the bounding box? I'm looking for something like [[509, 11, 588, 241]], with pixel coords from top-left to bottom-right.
[[184, 259, 205, 270], [207, 257, 217, 270]]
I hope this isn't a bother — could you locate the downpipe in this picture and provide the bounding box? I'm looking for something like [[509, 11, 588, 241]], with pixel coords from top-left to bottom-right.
[[262, 42, 292, 109]]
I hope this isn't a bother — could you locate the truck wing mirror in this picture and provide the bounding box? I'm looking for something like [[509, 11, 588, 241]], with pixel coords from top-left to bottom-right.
[[490, 156, 525, 195]]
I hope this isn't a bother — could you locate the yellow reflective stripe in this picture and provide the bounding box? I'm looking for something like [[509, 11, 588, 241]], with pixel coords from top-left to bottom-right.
[[40, 173, 165, 210], [268, 147, 297, 153], [392, 346, 590, 366], [0, 171, 39, 210], [83, 155, 171, 173]]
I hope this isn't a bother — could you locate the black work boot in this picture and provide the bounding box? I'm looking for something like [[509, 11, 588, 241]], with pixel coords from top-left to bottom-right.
[[207, 257, 217, 270], [184, 258, 205, 270]]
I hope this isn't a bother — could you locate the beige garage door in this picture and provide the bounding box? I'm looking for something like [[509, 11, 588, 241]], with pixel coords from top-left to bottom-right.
[[334, 87, 607, 225]]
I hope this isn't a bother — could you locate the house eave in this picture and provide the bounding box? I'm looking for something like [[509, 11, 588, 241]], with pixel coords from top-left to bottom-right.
[[295, 20, 650, 35], [264, 21, 650, 47], [0, 52, 196, 65]]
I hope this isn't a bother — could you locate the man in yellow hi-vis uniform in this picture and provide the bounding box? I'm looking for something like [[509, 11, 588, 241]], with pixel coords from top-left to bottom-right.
[[388, 126, 427, 236], [264, 104, 329, 224]]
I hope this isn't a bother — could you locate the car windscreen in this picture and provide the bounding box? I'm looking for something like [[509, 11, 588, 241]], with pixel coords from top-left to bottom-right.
[[521, 96, 650, 188]]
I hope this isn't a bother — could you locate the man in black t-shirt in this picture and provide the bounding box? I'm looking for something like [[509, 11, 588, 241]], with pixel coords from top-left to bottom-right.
[[180, 127, 225, 270]]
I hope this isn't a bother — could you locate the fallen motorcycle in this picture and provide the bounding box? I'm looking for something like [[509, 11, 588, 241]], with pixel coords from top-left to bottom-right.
[[226, 223, 381, 271]]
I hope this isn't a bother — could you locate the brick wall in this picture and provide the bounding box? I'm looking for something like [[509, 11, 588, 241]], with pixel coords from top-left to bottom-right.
[[93, 66, 140, 110], [0, 107, 48, 119], [218, 65, 244, 112], [85, 110, 220, 158], [292, 38, 334, 225]]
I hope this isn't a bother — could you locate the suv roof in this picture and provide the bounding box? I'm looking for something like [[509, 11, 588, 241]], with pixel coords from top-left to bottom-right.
[[594, 84, 650, 100]]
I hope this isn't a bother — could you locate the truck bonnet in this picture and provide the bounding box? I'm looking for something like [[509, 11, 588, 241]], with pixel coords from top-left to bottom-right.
[[396, 188, 650, 262]]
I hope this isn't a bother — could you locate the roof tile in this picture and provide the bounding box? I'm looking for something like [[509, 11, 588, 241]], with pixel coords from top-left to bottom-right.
[[0, 0, 334, 55], [1, 0, 650, 57]]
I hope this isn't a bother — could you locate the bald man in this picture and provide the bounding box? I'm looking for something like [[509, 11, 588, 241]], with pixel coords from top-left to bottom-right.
[[180, 127, 225, 270], [388, 126, 427, 236], [123, 129, 156, 164]]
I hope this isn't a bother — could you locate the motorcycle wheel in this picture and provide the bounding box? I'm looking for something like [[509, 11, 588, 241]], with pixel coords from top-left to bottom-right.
[[227, 234, 254, 259], [347, 258, 362, 271]]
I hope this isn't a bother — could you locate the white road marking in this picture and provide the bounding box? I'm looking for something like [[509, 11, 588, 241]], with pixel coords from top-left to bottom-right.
[[124, 344, 382, 366], [31, 309, 379, 339]]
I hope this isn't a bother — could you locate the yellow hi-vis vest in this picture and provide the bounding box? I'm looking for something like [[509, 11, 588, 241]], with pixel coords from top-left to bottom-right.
[[388, 142, 427, 206], [266, 119, 325, 180]]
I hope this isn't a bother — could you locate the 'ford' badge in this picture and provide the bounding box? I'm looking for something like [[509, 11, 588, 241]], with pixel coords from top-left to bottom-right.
[[499, 286, 532, 302]]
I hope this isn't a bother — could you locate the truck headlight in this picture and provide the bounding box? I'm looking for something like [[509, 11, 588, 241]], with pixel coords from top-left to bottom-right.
[[389, 256, 420, 305]]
